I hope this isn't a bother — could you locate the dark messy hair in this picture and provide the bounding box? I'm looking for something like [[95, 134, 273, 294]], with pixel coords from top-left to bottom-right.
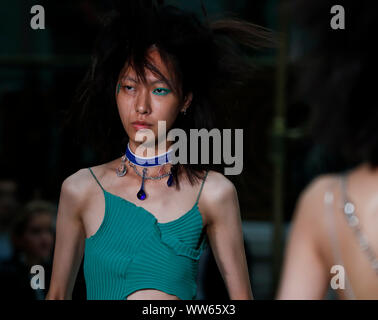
[[66, 0, 275, 187], [288, 0, 378, 168]]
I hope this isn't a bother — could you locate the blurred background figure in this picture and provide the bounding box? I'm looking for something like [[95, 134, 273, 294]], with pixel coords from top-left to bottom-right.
[[0, 177, 20, 262], [0, 200, 56, 299], [277, 0, 378, 299]]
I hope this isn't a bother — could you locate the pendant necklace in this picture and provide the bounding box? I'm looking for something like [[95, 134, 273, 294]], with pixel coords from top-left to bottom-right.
[[115, 143, 175, 200]]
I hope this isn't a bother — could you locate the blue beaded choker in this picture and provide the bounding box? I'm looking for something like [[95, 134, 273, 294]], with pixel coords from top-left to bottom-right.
[[115, 143, 174, 200]]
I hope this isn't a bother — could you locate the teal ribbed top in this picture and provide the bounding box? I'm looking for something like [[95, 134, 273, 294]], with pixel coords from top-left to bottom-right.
[[83, 167, 209, 300]]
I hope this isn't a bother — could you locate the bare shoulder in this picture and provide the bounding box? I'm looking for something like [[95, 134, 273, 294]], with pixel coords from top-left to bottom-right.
[[297, 173, 340, 210], [292, 173, 341, 240], [59, 166, 106, 217], [202, 170, 237, 200], [200, 170, 238, 224], [62, 167, 94, 195], [61, 160, 117, 197]]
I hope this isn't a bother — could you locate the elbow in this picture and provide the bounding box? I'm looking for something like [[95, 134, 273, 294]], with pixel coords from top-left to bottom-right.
[[230, 292, 254, 300], [229, 287, 254, 300], [45, 293, 65, 300], [45, 288, 72, 300], [45, 293, 71, 300]]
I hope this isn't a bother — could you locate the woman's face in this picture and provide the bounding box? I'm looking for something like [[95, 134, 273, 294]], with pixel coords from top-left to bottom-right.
[[22, 212, 54, 262], [116, 48, 191, 149]]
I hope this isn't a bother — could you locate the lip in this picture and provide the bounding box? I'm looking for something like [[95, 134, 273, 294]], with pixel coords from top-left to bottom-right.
[[132, 121, 152, 130]]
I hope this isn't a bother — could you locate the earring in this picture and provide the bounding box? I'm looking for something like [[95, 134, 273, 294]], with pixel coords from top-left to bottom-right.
[[182, 109, 187, 115]]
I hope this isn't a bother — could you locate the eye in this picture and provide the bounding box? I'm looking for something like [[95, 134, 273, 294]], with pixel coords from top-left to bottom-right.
[[124, 85, 135, 91], [152, 87, 171, 96]]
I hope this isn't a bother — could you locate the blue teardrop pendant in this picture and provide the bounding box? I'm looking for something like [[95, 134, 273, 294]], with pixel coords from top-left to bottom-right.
[[167, 173, 174, 187], [137, 168, 148, 200], [137, 189, 146, 200]]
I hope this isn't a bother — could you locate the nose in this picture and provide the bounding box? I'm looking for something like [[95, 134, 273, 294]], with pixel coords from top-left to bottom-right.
[[135, 87, 151, 115]]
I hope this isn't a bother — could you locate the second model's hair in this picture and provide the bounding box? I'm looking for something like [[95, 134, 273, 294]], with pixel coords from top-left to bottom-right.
[[289, 0, 377, 168], [67, 0, 274, 187]]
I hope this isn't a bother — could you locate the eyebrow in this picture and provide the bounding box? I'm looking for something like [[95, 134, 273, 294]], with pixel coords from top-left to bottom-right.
[[122, 76, 169, 86]]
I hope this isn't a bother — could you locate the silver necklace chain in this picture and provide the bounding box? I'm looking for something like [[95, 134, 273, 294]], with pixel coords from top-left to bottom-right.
[[127, 159, 172, 180], [341, 174, 378, 275]]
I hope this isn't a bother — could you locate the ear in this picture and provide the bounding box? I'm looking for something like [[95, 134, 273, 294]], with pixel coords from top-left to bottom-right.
[[181, 92, 193, 112]]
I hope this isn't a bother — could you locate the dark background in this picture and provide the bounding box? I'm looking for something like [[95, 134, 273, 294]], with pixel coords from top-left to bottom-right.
[[0, 0, 354, 300]]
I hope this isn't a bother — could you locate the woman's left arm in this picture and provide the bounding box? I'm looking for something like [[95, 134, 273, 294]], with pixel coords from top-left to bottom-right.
[[202, 171, 253, 300]]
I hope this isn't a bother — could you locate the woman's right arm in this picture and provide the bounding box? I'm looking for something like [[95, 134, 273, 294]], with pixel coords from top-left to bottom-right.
[[46, 171, 88, 300]]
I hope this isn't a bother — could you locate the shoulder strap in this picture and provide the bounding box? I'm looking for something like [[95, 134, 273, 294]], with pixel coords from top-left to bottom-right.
[[323, 175, 356, 299], [324, 185, 343, 268], [340, 171, 349, 203], [195, 169, 209, 204], [88, 167, 105, 192]]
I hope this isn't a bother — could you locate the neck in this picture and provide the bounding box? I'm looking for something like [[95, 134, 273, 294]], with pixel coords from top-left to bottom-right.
[[126, 141, 174, 177], [128, 141, 173, 158]]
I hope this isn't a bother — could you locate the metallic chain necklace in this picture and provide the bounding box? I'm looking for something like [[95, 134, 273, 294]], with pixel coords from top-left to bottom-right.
[[341, 174, 378, 276], [128, 159, 172, 180], [115, 144, 174, 200]]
